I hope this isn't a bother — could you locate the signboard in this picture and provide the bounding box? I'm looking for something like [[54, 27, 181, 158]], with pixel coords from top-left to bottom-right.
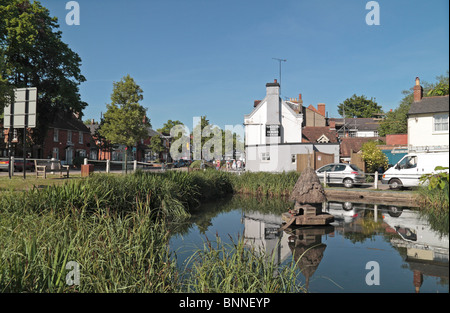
[[4, 87, 37, 128], [265, 125, 280, 137]]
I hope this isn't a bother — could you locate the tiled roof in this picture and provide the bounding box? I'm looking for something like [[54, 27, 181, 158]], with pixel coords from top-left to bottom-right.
[[408, 95, 449, 115], [302, 127, 339, 143], [49, 111, 91, 133], [329, 118, 381, 131]]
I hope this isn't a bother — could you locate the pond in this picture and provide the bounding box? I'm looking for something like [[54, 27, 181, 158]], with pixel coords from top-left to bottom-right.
[[169, 195, 449, 293]]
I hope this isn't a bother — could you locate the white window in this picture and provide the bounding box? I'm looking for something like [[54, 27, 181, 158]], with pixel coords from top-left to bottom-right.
[[54, 129, 59, 142], [52, 147, 59, 160], [67, 130, 72, 144], [261, 152, 270, 161], [79, 131, 83, 144], [434, 114, 449, 132]]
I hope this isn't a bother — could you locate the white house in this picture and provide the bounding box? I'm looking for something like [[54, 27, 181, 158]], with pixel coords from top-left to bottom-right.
[[244, 80, 339, 172], [407, 77, 449, 152]]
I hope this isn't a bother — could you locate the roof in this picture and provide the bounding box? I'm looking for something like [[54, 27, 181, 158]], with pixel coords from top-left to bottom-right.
[[49, 111, 91, 133], [339, 137, 385, 157], [408, 96, 449, 115], [302, 127, 338, 143], [329, 118, 381, 132]]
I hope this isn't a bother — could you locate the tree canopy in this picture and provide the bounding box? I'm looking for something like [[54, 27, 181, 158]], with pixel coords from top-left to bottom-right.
[[0, 0, 86, 143], [338, 94, 382, 118], [99, 75, 150, 148]]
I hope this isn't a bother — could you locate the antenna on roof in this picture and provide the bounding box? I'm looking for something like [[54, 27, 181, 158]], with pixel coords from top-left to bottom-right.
[[272, 58, 287, 92]]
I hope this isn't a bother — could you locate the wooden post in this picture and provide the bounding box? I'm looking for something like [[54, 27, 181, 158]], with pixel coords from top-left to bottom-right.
[[106, 159, 110, 174], [323, 171, 327, 187], [133, 160, 137, 172]]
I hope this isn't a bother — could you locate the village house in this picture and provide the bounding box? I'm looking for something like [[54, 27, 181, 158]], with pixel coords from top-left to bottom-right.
[[37, 111, 95, 165], [244, 80, 339, 172], [407, 77, 449, 153]]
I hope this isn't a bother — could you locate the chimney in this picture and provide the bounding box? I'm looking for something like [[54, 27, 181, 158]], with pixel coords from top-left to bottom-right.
[[265, 79, 281, 126], [317, 103, 326, 116], [413, 77, 423, 102], [254, 100, 261, 108]]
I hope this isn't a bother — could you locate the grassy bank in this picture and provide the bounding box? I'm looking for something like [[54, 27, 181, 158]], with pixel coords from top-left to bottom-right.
[[0, 170, 303, 293]]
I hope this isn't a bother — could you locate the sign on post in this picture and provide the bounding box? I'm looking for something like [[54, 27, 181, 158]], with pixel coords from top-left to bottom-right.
[[3, 87, 37, 179], [4, 87, 37, 128]]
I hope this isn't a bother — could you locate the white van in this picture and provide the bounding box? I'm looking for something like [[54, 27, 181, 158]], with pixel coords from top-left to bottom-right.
[[381, 152, 449, 189]]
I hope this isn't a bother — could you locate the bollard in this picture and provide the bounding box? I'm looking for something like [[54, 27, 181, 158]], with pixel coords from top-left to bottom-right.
[[133, 160, 137, 172], [106, 159, 110, 174], [323, 171, 327, 187], [374, 172, 378, 189], [10, 156, 15, 177]]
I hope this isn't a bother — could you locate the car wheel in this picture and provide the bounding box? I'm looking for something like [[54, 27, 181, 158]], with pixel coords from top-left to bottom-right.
[[389, 178, 402, 190], [343, 178, 353, 188]]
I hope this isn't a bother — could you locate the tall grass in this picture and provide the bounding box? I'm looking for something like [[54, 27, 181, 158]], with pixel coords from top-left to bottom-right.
[[182, 235, 304, 293], [229, 171, 299, 197], [0, 170, 305, 293], [0, 206, 178, 292]]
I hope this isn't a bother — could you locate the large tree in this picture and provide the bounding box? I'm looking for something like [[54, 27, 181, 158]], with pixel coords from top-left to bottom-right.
[[338, 94, 383, 118], [99, 75, 150, 165], [0, 0, 86, 143]]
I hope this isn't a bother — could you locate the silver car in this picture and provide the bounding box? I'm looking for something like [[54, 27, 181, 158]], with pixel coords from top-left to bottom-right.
[[316, 163, 366, 188]]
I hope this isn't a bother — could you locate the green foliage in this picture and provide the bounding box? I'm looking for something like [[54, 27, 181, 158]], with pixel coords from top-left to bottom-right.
[[0, 0, 86, 143], [99, 75, 150, 148], [183, 235, 304, 293], [361, 141, 389, 173], [419, 166, 449, 211], [338, 94, 382, 118], [379, 72, 449, 136]]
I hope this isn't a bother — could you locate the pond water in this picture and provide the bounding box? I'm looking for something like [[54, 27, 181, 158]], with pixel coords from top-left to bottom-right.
[[169, 196, 449, 293]]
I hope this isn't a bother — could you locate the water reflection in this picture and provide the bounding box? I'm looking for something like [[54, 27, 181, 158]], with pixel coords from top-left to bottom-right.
[[170, 195, 449, 292]]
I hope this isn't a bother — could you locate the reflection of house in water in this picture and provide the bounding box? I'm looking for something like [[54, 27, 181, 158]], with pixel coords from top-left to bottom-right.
[[285, 225, 334, 290], [383, 209, 449, 293], [242, 212, 290, 263], [242, 211, 334, 291]]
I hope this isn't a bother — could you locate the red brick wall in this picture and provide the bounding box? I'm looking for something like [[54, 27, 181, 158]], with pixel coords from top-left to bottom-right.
[[386, 134, 407, 146], [42, 128, 91, 162]]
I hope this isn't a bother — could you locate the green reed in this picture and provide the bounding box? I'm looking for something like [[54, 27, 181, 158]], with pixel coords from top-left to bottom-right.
[[0, 170, 305, 293], [182, 234, 304, 293]]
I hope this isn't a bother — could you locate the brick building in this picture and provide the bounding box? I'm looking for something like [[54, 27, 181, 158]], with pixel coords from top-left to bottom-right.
[[38, 111, 94, 165]]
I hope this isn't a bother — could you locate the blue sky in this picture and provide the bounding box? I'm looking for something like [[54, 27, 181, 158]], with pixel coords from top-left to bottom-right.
[[40, 0, 449, 130]]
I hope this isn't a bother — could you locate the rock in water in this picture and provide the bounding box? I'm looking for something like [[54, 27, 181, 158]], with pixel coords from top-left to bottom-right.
[[289, 167, 327, 204]]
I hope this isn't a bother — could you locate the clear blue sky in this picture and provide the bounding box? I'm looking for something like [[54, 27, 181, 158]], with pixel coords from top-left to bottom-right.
[[40, 0, 449, 130]]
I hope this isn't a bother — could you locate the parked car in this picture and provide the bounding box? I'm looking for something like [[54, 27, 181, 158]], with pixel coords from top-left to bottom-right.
[[0, 159, 10, 171], [173, 159, 191, 168], [0, 159, 35, 172], [316, 163, 366, 188]]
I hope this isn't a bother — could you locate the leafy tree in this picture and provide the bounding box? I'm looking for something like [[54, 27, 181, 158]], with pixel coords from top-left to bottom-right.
[[149, 120, 184, 160], [99, 75, 150, 166], [0, 0, 86, 144], [338, 94, 382, 118], [361, 141, 388, 173], [427, 71, 449, 96]]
